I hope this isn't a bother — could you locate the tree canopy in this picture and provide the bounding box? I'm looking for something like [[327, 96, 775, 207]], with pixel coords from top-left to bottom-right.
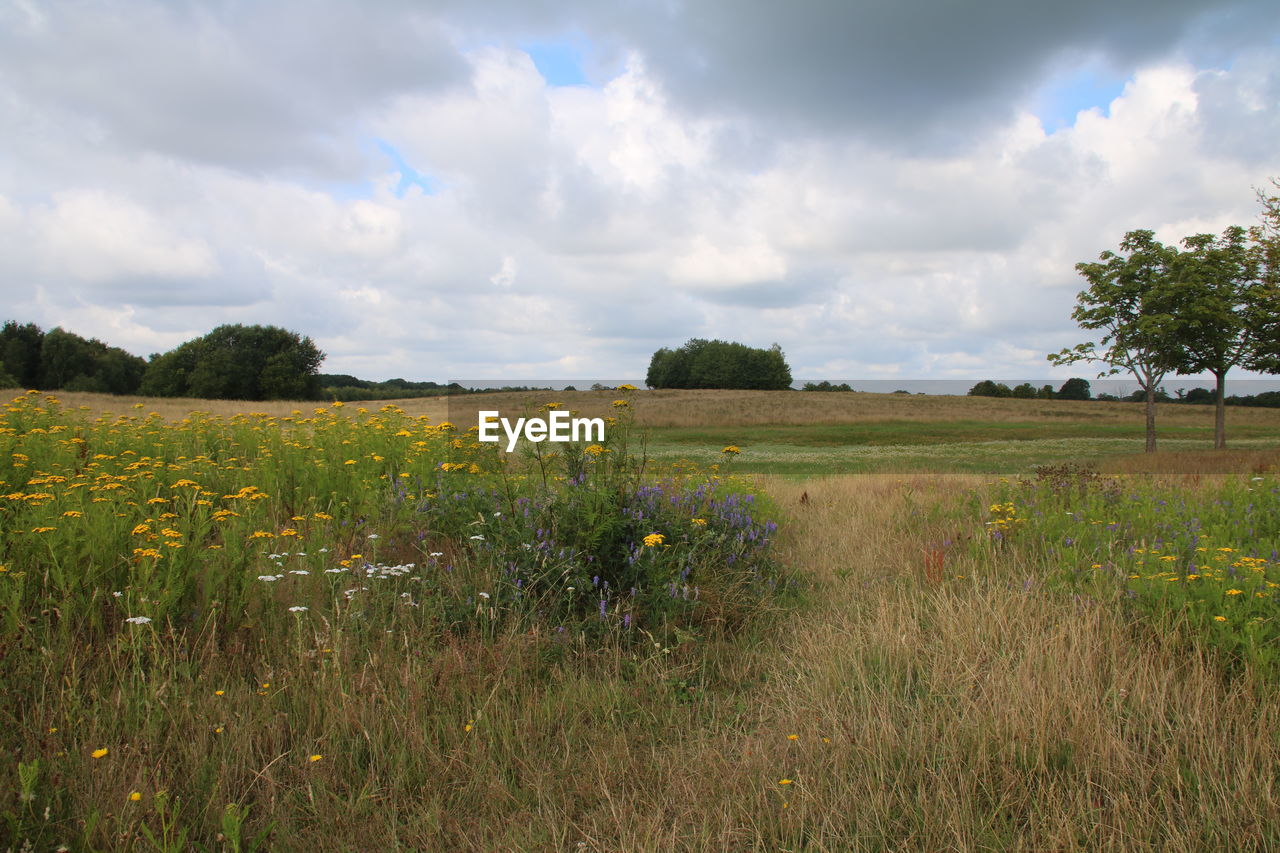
[[0, 321, 146, 394], [140, 324, 324, 400], [646, 339, 792, 390], [1049, 230, 1181, 452]]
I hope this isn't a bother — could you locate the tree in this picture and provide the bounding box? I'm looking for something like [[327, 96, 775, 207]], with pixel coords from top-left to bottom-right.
[[1049, 230, 1179, 452], [1011, 382, 1037, 399], [141, 324, 324, 400], [646, 339, 792, 390], [967, 380, 1012, 397], [1056, 378, 1092, 401], [1155, 225, 1274, 448], [0, 321, 44, 387]]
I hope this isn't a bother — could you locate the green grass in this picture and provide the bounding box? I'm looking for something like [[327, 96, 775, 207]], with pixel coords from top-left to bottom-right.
[[646, 434, 1280, 477]]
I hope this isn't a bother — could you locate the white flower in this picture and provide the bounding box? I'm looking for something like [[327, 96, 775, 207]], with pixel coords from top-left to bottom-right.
[[318, 547, 330, 553], [258, 575, 279, 582], [288, 606, 308, 612], [469, 535, 485, 541], [289, 570, 310, 575], [367, 533, 379, 540], [124, 616, 152, 624], [478, 592, 490, 599], [112, 591, 123, 598], [324, 567, 347, 574], [429, 551, 444, 557]]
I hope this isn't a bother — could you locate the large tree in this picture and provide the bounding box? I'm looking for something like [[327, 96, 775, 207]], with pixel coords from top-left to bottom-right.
[[646, 339, 792, 390], [141, 324, 324, 400], [1049, 230, 1180, 452], [1157, 225, 1275, 449]]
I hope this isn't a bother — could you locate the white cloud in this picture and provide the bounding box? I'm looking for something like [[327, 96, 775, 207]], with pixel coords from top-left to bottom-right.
[[32, 190, 219, 282], [0, 3, 1277, 381]]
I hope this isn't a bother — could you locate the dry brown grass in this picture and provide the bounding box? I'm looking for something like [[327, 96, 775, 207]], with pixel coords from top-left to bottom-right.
[[17, 386, 1280, 432], [537, 474, 1280, 850]]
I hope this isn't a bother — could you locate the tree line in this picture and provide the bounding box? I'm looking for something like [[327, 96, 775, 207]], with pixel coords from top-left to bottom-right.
[[0, 322, 325, 401], [1050, 180, 1280, 451]]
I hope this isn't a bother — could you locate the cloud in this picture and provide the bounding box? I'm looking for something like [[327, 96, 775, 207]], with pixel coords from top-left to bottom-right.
[[0, 2, 1278, 382]]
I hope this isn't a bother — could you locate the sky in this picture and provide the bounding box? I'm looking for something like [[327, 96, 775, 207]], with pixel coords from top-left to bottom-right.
[[1, 0, 1278, 383]]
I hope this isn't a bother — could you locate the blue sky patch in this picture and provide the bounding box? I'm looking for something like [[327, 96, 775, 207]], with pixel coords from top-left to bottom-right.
[[1032, 65, 1128, 132], [523, 39, 590, 87], [375, 139, 436, 198]]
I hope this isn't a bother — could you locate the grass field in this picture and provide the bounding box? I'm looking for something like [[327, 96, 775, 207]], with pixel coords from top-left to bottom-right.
[[5, 387, 1280, 850]]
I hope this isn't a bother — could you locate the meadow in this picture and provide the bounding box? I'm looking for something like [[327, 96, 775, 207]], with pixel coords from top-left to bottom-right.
[[4, 387, 1280, 850]]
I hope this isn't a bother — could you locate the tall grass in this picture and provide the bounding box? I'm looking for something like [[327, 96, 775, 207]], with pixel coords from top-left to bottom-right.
[[6, 386, 1280, 850]]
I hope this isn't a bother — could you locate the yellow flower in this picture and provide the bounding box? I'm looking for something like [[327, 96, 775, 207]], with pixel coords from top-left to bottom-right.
[[248, 530, 272, 539], [464, 720, 474, 733], [612, 399, 629, 408], [61, 510, 83, 518], [92, 748, 109, 759], [643, 533, 665, 547], [779, 778, 793, 785], [721, 445, 741, 455], [309, 754, 322, 762], [1225, 589, 1243, 596], [616, 384, 637, 391], [787, 734, 798, 741], [1214, 615, 1228, 622], [215, 690, 225, 696], [691, 518, 707, 526], [130, 791, 142, 802]]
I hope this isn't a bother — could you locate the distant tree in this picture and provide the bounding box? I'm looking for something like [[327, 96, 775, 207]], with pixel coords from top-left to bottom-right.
[[1056, 378, 1092, 401], [142, 324, 324, 400], [33, 327, 146, 394], [1095, 393, 1120, 402], [802, 380, 852, 391], [967, 380, 1012, 398], [646, 339, 792, 390], [1123, 387, 1173, 403], [1036, 384, 1056, 400], [1182, 387, 1216, 405], [0, 363, 16, 388], [1049, 230, 1179, 451], [1011, 382, 1037, 399], [0, 321, 44, 387]]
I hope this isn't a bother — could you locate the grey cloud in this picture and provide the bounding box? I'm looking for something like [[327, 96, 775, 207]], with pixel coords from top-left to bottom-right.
[[587, 0, 1280, 149], [0, 0, 468, 178]]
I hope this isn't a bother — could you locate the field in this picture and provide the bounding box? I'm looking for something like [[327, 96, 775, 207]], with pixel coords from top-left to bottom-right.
[[5, 388, 1280, 850]]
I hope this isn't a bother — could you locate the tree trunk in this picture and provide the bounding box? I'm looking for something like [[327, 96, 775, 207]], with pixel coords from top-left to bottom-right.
[[1145, 385, 1157, 453], [1214, 369, 1227, 450]]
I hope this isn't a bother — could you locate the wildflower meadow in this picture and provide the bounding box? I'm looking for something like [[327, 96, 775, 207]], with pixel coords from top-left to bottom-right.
[[1, 389, 789, 849], [6, 387, 1280, 851]]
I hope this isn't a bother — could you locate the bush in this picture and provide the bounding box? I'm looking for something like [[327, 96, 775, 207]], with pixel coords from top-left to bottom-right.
[[967, 380, 1012, 398], [1056, 378, 1092, 400], [647, 339, 792, 390]]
